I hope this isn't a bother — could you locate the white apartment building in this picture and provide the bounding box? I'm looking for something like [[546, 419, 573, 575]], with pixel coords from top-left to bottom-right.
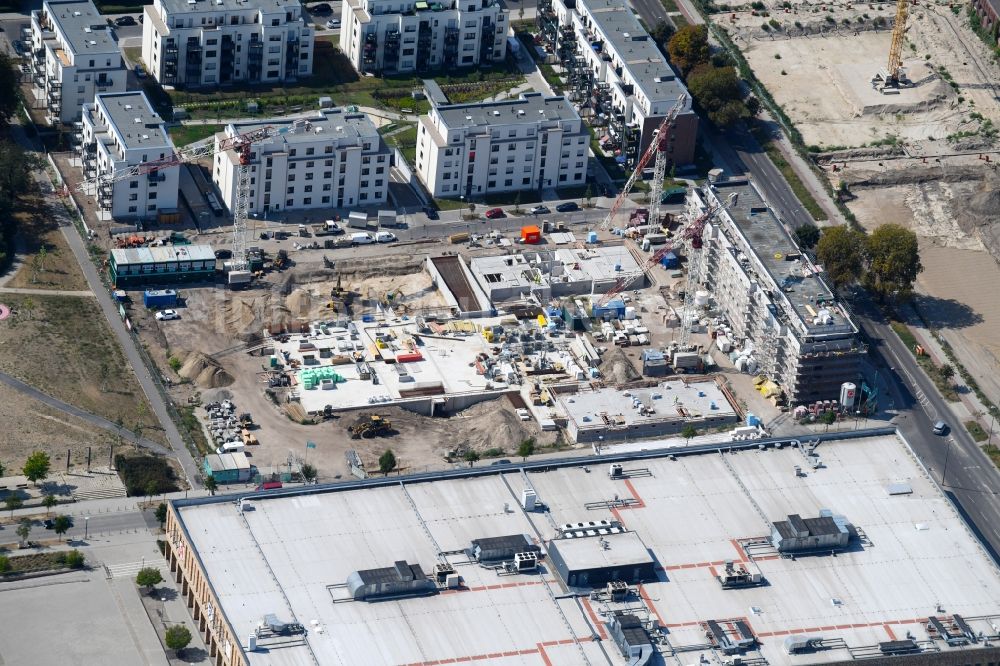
[[340, 0, 507, 75], [687, 179, 865, 404], [213, 108, 390, 215], [81, 91, 180, 220], [415, 92, 588, 198], [543, 0, 697, 165], [29, 0, 127, 125], [142, 0, 313, 87]]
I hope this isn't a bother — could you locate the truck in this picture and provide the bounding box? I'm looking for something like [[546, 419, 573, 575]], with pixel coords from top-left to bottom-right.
[[378, 209, 405, 229], [348, 211, 371, 230], [311, 220, 344, 236]]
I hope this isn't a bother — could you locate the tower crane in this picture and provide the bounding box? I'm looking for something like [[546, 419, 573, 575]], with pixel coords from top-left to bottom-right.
[[873, 0, 910, 90], [78, 122, 303, 284]]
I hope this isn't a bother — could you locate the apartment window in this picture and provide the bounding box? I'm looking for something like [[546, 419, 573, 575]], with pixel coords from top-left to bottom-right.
[[522, 177, 530, 185], [403, 48, 414, 55], [377, 155, 386, 163], [304, 197, 311, 204], [360, 193, 368, 200], [375, 167, 384, 174], [323, 171, 332, 179], [206, 50, 217, 57], [322, 184, 331, 191], [148, 204, 157, 211], [361, 180, 368, 188], [362, 168, 370, 175], [324, 159, 333, 167], [288, 174, 296, 182], [305, 173, 314, 181], [304, 185, 313, 193], [504, 179, 512, 186], [322, 196, 330, 203], [559, 174, 567, 182], [488, 180, 496, 188], [129, 193, 138, 201], [576, 161, 585, 168], [462, 55, 473, 63], [462, 43, 475, 51], [128, 206, 137, 213], [286, 199, 293, 206], [129, 181, 138, 189], [149, 192, 157, 200], [287, 187, 295, 194], [375, 179, 383, 187], [491, 145, 499, 153], [325, 146, 333, 154], [289, 149, 297, 157], [465, 19, 476, 27]]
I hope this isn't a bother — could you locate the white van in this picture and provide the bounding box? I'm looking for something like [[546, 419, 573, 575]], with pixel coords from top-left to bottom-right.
[[351, 232, 375, 245], [375, 231, 397, 243], [216, 442, 245, 455]]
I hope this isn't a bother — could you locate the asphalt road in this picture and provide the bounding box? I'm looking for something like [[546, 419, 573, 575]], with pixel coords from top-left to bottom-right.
[[0, 509, 148, 546], [852, 291, 1000, 562], [630, 0, 670, 27]]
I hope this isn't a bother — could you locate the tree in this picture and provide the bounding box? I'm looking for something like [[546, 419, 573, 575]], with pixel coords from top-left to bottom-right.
[[584, 184, 593, 208], [816, 226, 865, 289], [0, 53, 20, 126], [378, 449, 397, 476], [467, 202, 477, 219], [145, 479, 159, 501], [667, 25, 711, 76], [203, 476, 218, 495], [165, 625, 192, 654], [650, 20, 676, 55], [794, 224, 821, 249], [687, 64, 748, 128], [135, 566, 163, 594], [16, 518, 32, 546], [517, 438, 536, 461], [681, 425, 699, 443], [820, 410, 837, 426], [43, 493, 58, 514], [64, 550, 85, 569], [4, 494, 22, 519], [52, 514, 73, 541], [22, 451, 51, 486], [863, 223, 922, 302], [155, 502, 168, 528], [513, 191, 522, 213], [300, 463, 317, 483], [463, 450, 481, 466], [940, 364, 955, 380], [0, 460, 5, 477]]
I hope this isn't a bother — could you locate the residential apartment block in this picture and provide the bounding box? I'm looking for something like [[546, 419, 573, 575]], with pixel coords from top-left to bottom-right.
[[142, 0, 313, 87], [81, 91, 180, 220], [687, 179, 865, 404], [340, 0, 507, 75], [212, 108, 390, 215], [29, 0, 127, 125], [415, 92, 588, 198], [541, 0, 697, 166]]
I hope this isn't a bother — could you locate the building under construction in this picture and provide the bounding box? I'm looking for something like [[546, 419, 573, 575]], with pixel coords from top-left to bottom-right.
[[686, 178, 866, 404]]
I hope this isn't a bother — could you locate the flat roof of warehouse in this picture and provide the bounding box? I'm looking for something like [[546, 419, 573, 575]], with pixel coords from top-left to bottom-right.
[[172, 432, 1000, 666]]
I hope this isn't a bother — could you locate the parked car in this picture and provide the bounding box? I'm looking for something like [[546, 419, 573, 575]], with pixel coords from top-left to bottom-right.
[[423, 206, 439, 220], [555, 201, 579, 212], [155, 309, 179, 321], [932, 420, 949, 435], [529, 205, 550, 215], [375, 231, 397, 243], [310, 2, 332, 13], [325, 18, 341, 28], [214, 249, 232, 259], [485, 207, 505, 219], [490, 459, 513, 466], [114, 15, 137, 26], [134, 64, 146, 78]]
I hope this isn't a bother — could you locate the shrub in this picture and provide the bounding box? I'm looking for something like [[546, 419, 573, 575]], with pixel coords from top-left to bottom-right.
[[64, 550, 85, 569], [114, 454, 179, 497], [774, 53, 782, 59]]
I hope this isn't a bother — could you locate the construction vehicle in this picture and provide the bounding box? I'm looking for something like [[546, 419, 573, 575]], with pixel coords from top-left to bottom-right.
[[240, 428, 260, 446], [78, 121, 318, 287], [349, 414, 393, 439], [872, 0, 910, 91], [272, 249, 290, 270]]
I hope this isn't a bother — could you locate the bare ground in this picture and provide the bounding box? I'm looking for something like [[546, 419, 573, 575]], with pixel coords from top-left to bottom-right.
[[2, 194, 88, 292]]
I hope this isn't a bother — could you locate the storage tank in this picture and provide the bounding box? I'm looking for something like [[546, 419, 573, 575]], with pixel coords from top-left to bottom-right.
[[694, 290, 710, 307], [840, 382, 857, 409]]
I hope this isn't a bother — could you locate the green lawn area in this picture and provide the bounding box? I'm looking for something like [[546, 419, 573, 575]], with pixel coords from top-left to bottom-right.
[[672, 12, 690, 28], [751, 126, 827, 222], [150, 37, 524, 122], [167, 123, 224, 146], [661, 0, 679, 11], [965, 420, 989, 442], [983, 444, 1000, 468], [556, 184, 593, 200], [482, 190, 541, 206], [434, 198, 472, 211], [383, 125, 418, 166], [123, 46, 143, 67]]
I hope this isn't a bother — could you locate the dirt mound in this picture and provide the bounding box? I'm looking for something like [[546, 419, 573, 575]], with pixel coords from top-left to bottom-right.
[[178, 351, 234, 388], [599, 348, 641, 385], [843, 164, 986, 188], [815, 146, 905, 163], [286, 288, 313, 318], [955, 176, 1000, 261]]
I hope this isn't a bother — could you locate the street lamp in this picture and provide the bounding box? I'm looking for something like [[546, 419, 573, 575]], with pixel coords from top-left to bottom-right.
[[84, 516, 90, 540]]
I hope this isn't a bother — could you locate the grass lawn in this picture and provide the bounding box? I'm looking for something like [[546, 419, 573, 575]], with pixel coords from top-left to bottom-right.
[[167, 123, 224, 147], [0, 294, 166, 444], [434, 198, 472, 211], [123, 46, 143, 67], [983, 444, 1000, 468], [6, 194, 89, 292], [672, 12, 690, 28], [383, 125, 418, 166], [965, 420, 989, 442], [751, 126, 827, 222], [0, 551, 85, 572], [661, 0, 679, 10], [482, 190, 541, 206], [556, 184, 593, 200], [153, 38, 523, 121]]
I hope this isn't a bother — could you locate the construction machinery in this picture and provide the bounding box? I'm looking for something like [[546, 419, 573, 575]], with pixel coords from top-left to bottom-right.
[[78, 121, 320, 286], [872, 0, 910, 90], [349, 414, 393, 439]]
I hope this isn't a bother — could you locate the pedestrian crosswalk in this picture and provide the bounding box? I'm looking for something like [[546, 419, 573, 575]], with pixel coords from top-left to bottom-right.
[[104, 560, 166, 579]]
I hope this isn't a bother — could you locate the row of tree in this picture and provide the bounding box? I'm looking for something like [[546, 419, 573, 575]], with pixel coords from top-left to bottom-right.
[[796, 222, 923, 301], [0, 52, 42, 271]]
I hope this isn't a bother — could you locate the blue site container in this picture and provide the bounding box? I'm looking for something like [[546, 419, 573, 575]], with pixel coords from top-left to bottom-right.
[[659, 251, 679, 269], [143, 289, 178, 308]]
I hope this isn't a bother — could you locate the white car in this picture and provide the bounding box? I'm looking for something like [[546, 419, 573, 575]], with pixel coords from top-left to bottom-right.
[[155, 309, 179, 321], [375, 231, 397, 243], [326, 18, 340, 28]]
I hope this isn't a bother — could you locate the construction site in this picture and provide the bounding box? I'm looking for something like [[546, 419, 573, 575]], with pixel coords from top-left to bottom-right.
[[730, 0, 1000, 409]]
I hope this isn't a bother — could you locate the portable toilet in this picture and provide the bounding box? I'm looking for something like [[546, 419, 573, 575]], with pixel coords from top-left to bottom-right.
[[587, 231, 598, 244], [521, 225, 541, 244]]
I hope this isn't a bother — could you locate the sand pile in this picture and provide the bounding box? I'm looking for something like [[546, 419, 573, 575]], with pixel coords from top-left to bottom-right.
[[286, 288, 314, 318], [955, 177, 1000, 262], [599, 348, 641, 385], [178, 351, 234, 388]]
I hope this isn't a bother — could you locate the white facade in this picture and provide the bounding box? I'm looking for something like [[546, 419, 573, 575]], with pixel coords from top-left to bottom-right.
[[546, 0, 697, 164], [416, 93, 588, 198], [81, 91, 180, 220], [687, 180, 864, 404], [340, 0, 507, 75], [29, 0, 127, 125], [142, 0, 313, 87], [213, 109, 390, 215]]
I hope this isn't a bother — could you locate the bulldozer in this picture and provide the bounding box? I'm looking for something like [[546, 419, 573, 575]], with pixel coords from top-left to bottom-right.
[[349, 414, 392, 439]]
